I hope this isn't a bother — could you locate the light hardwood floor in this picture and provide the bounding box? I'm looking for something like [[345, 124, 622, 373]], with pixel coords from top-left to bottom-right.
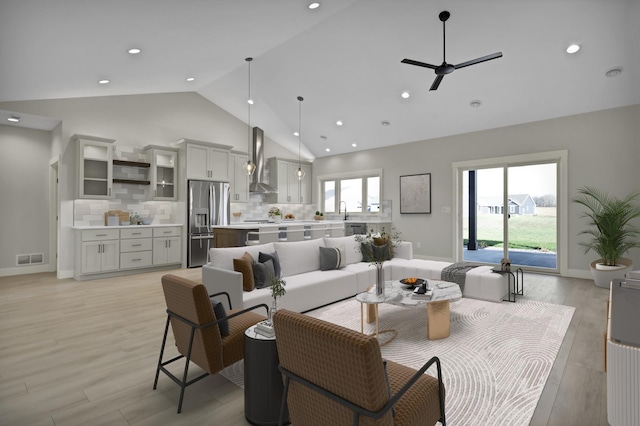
[[0, 269, 609, 425]]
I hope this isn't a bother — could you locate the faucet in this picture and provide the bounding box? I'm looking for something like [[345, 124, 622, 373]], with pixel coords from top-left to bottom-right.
[[340, 201, 349, 221]]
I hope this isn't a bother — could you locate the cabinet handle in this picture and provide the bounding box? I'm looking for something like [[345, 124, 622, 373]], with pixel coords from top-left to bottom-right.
[[132, 244, 142, 247], [132, 258, 141, 262], [165, 240, 168, 248], [96, 234, 107, 237], [132, 232, 141, 235], [163, 231, 171, 234], [168, 240, 171, 248]]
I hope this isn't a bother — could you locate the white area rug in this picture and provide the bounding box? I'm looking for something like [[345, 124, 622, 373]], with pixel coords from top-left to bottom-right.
[[221, 297, 574, 426]]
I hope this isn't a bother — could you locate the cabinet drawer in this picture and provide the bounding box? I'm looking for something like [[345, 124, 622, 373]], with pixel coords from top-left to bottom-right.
[[153, 227, 181, 237], [82, 229, 119, 241], [120, 251, 152, 269], [120, 238, 153, 253], [120, 228, 153, 239]]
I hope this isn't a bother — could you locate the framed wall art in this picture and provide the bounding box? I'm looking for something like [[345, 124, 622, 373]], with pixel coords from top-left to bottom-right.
[[400, 173, 431, 214]]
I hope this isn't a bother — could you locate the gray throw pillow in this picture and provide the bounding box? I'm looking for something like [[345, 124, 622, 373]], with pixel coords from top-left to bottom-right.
[[253, 259, 275, 289], [210, 298, 229, 336], [319, 245, 346, 271], [258, 251, 281, 278]]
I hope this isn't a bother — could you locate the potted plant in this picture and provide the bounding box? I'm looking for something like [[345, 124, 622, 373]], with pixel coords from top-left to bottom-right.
[[268, 275, 286, 320], [268, 207, 282, 223], [314, 211, 325, 220], [573, 186, 640, 288]]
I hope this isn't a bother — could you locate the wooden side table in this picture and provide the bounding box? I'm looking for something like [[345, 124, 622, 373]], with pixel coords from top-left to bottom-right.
[[244, 325, 289, 425]]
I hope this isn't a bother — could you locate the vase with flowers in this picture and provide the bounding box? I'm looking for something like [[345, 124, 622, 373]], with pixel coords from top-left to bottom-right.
[[268, 207, 282, 223], [355, 227, 402, 296]]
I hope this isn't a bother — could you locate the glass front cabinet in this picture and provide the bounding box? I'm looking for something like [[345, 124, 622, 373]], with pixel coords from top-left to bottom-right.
[[74, 134, 115, 199], [146, 147, 178, 201]]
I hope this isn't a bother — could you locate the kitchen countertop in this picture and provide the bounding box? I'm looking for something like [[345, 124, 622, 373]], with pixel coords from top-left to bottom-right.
[[215, 219, 391, 230], [72, 223, 183, 230]]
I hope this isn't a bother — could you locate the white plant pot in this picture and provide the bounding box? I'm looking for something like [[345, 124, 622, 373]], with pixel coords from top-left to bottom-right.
[[273, 216, 282, 223], [589, 258, 633, 288]]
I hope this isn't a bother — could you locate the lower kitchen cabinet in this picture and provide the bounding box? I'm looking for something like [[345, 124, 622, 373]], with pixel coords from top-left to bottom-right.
[[74, 225, 182, 280], [81, 240, 119, 274]]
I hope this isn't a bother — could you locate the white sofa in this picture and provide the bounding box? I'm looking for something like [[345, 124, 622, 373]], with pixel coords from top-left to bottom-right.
[[202, 235, 509, 313]]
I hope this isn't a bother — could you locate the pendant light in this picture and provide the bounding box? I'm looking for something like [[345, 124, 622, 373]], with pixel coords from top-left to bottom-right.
[[243, 57, 256, 176], [295, 96, 306, 180]]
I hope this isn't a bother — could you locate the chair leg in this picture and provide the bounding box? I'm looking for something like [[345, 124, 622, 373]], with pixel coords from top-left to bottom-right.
[[278, 376, 290, 426], [153, 316, 171, 390], [176, 327, 198, 414]]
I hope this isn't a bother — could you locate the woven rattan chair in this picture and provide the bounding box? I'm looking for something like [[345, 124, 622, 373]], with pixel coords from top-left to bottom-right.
[[272, 309, 446, 426], [153, 274, 267, 413]]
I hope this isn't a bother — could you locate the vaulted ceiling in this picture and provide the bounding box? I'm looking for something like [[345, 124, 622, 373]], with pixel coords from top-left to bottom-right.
[[1, 0, 638, 159]]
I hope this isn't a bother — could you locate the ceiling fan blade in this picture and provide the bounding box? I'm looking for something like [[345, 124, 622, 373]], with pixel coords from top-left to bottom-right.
[[430, 75, 444, 91], [401, 58, 438, 69], [454, 52, 503, 70]]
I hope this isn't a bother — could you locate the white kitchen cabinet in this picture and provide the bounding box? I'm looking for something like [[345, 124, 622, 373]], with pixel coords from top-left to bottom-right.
[[74, 135, 115, 199], [267, 158, 312, 204], [120, 227, 153, 269], [152, 227, 182, 265], [146, 147, 178, 200], [184, 141, 232, 181], [229, 152, 250, 203], [79, 229, 120, 274]]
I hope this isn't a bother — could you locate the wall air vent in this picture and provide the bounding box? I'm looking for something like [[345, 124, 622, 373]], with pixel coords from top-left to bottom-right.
[[16, 253, 44, 266]]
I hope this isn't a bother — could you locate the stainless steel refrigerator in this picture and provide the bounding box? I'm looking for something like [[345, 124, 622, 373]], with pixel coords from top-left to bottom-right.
[[187, 180, 230, 267]]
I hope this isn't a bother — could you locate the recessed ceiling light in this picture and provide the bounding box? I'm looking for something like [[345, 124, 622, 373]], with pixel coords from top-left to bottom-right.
[[186, 77, 195, 82], [128, 48, 141, 55], [401, 91, 410, 99], [325, 148, 331, 152], [98, 79, 110, 84], [247, 99, 254, 105], [7, 116, 20, 122], [352, 143, 357, 147], [470, 100, 482, 108], [336, 120, 343, 126], [605, 67, 623, 78], [566, 44, 580, 54], [308, 2, 320, 9], [293, 131, 299, 136], [381, 121, 390, 126]]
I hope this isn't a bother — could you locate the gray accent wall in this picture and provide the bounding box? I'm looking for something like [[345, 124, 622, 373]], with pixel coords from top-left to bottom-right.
[[0, 124, 51, 271]]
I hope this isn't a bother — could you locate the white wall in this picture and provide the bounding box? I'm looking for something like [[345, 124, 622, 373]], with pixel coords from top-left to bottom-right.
[[312, 105, 640, 275], [0, 124, 51, 272]]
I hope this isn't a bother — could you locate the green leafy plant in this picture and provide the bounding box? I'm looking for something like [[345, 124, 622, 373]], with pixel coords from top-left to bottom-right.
[[268, 207, 281, 217], [573, 186, 640, 266], [269, 275, 287, 300]]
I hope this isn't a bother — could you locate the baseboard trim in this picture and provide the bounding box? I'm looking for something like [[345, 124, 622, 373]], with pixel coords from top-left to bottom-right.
[[0, 264, 52, 277], [58, 269, 74, 279]]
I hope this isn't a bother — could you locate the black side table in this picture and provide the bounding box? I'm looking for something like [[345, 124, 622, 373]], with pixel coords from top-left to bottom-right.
[[244, 325, 289, 425], [492, 267, 524, 302]]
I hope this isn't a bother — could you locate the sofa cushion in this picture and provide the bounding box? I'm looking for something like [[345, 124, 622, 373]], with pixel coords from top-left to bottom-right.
[[258, 251, 281, 279], [319, 245, 346, 271], [253, 259, 275, 289], [323, 235, 363, 265], [233, 252, 255, 291], [209, 242, 276, 271], [361, 242, 391, 263], [275, 238, 325, 277]]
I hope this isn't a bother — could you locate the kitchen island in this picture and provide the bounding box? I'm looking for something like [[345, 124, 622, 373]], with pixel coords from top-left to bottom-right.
[[212, 219, 392, 248]]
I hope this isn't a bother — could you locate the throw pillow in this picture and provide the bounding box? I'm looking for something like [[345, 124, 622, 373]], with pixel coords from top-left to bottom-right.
[[319, 245, 346, 271], [360, 242, 375, 262], [258, 251, 281, 278], [233, 252, 255, 291], [210, 298, 230, 336], [372, 243, 392, 262], [253, 259, 275, 289]]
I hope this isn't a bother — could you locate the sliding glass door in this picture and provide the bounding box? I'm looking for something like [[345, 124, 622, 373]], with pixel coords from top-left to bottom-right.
[[462, 162, 558, 271]]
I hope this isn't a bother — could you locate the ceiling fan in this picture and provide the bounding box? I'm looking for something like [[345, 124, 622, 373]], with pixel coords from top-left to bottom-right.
[[401, 10, 502, 91]]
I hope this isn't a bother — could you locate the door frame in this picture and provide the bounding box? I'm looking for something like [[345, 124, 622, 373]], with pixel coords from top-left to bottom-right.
[[452, 150, 568, 275]]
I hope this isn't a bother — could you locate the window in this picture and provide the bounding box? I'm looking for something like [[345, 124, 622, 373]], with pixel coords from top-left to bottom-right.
[[321, 172, 381, 214]]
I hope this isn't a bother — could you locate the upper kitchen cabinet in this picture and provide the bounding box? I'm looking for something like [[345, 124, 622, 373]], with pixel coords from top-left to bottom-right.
[[229, 151, 249, 203], [73, 134, 115, 199], [145, 146, 178, 200], [180, 139, 232, 181], [266, 158, 312, 204]]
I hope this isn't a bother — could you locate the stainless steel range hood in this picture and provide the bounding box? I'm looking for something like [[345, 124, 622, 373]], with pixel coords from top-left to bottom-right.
[[249, 127, 277, 193]]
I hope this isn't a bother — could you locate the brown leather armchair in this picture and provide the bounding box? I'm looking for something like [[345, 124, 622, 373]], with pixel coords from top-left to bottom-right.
[[273, 309, 446, 425], [153, 274, 267, 413]]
